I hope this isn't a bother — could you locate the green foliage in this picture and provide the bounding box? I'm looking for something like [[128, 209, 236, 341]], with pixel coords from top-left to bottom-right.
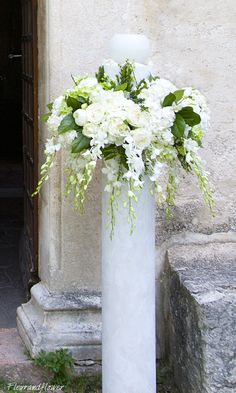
[[191, 158, 215, 214], [95, 65, 107, 83], [75, 375, 102, 393], [47, 102, 53, 111], [34, 349, 75, 386], [188, 126, 203, 146], [114, 82, 128, 91], [102, 145, 128, 169], [162, 93, 176, 107], [162, 89, 184, 107], [0, 378, 22, 393], [95, 66, 117, 90], [178, 106, 201, 127], [42, 112, 51, 122], [32, 152, 55, 196], [71, 133, 91, 154], [117, 61, 135, 92], [58, 113, 79, 134], [34, 349, 102, 393], [66, 96, 83, 111], [171, 114, 186, 139]]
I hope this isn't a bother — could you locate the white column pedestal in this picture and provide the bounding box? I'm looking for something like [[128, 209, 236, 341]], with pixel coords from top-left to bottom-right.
[[102, 178, 156, 393]]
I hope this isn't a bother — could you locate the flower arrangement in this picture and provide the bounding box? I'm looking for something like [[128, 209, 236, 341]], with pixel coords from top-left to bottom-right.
[[35, 60, 214, 234]]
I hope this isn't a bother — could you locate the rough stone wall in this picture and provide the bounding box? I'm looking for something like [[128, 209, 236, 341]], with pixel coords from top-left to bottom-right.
[[163, 243, 236, 393]]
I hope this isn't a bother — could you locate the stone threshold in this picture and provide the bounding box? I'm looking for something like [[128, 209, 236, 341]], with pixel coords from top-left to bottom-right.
[[0, 328, 101, 386], [0, 328, 49, 385]]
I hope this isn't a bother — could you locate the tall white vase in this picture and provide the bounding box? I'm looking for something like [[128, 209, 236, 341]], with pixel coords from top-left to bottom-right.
[[102, 178, 156, 393]]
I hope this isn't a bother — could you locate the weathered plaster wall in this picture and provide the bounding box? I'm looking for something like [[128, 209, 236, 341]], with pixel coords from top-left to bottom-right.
[[147, 0, 236, 242], [37, 0, 155, 293], [37, 0, 236, 357]]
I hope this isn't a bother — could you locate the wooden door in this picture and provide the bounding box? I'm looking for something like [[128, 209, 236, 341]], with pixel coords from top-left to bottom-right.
[[21, 0, 39, 292]]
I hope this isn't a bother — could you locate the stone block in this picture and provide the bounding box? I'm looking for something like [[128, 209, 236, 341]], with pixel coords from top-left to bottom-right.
[[17, 282, 102, 361], [163, 242, 236, 393]]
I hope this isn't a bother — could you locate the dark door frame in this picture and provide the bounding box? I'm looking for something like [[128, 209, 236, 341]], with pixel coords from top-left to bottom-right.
[[21, 0, 39, 294]]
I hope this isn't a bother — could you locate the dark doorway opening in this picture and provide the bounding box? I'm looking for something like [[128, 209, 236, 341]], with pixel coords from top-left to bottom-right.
[[0, 0, 26, 328]]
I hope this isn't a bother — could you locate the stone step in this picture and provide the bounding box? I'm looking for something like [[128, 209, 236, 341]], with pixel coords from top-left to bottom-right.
[[163, 242, 236, 393], [0, 328, 101, 390], [0, 328, 50, 385]]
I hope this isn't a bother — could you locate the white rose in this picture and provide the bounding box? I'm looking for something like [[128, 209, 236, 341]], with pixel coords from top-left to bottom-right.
[[82, 123, 99, 138], [130, 128, 153, 150], [126, 105, 146, 127], [108, 119, 130, 145], [73, 109, 88, 126], [86, 103, 105, 124]]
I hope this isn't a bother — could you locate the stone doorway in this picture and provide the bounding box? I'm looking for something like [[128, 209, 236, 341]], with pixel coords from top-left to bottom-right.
[[0, 0, 38, 328]]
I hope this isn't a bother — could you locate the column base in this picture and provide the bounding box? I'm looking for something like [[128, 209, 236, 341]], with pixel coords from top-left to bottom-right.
[[17, 282, 102, 361]]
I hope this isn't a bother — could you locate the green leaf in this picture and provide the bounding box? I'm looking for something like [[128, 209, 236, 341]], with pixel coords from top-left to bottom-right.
[[71, 133, 91, 154], [47, 102, 53, 111], [171, 114, 186, 139], [174, 89, 184, 102], [95, 66, 106, 83], [77, 96, 87, 104], [102, 145, 128, 169], [117, 146, 129, 169], [102, 145, 118, 160], [58, 113, 79, 134], [163, 93, 176, 107], [178, 106, 201, 127], [66, 96, 81, 111], [176, 145, 185, 156], [114, 83, 128, 91], [163, 90, 185, 107], [42, 113, 51, 122]]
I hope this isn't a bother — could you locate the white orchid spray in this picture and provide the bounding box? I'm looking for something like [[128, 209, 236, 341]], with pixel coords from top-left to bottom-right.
[[34, 60, 214, 235]]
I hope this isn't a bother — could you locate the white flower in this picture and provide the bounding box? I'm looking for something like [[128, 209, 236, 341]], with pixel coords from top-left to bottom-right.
[[150, 162, 165, 181], [104, 184, 113, 193], [53, 95, 64, 114], [73, 109, 88, 126], [45, 138, 61, 154], [130, 128, 153, 150], [58, 130, 77, 145], [150, 147, 162, 159], [77, 77, 98, 89], [184, 138, 199, 153], [185, 152, 193, 163], [161, 129, 174, 145], [107, 119, 130, 145], [82, 123, 99, 138], [139, 78, 177, 110], [86, 103, 105, 124], [47, 113, 63, 132]]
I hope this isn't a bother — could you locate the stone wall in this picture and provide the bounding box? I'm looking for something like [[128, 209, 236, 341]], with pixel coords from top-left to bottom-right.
[[162, 243, 236, 393]]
